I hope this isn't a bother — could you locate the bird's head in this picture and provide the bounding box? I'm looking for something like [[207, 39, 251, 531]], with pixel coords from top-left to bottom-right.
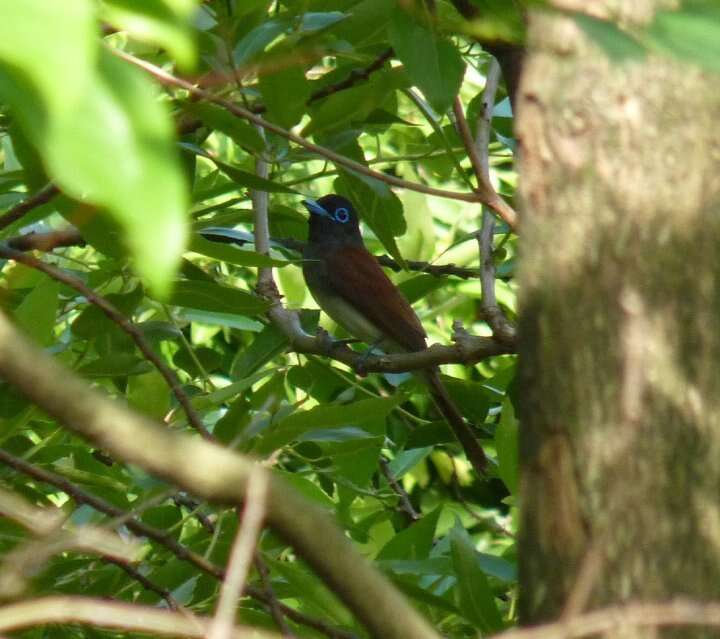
[[302, 194, 361, 245]]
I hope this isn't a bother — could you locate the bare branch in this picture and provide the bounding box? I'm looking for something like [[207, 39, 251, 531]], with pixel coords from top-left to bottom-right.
[[254, 555, 295, 638], [453, 96, 517, 228], [210, 470, 268, 639], [0, 183, 59, 231], [307, 48, 393, 105], [470, 59, 517, 343], [105, 557, 181, 610], [0, 596, 280, 638], [6, 228, 84, 252], [478, 213, 516, 344], [380, 457, 420, 522], [492, 599, 720, 639]]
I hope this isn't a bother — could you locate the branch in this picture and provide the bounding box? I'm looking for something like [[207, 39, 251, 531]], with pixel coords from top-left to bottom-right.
[[473, 60, 517, 344], [210, 470, 268, 639], [380, 457, 420, 522], [6, 228, 84, 252], [491, 599, 720, 639], [254, 555, 294, 638], [0, 183, 59, 232], [0, 246, 212, 441], [307, 48, 394, 105], [263, 319, 513, 374], [453, 95, 518, 228], [0, 596, 280, 638], [0, 449, 352, 639], [0, 311, 441, 639], [105, 557, 180, 610], [479, 212, 516, 344], [115, 50, 508, 213]]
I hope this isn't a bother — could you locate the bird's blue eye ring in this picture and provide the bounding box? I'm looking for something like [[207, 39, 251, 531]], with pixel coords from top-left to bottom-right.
[[334, 207, 350, 223]]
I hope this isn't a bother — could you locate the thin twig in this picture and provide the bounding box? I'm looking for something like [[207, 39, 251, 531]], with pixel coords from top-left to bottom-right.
[[452, 96, 517, 227], [210, 469, 268, 639], [478, 212, 516, 343], [379, 458, 420, 522], [105, 557, 180, 610], [307, 48, 393, 105], [173, 493, 216, 533], [254, 555, 294, 638], [115, 50, 515, 218], [0, 183, 60, 231], [475, 58, 502, 175], [471, 60, 517, 343], [0, 246, 213, 441]]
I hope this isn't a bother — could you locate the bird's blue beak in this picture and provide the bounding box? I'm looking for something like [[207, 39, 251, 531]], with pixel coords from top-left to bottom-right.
[[302, 199, 331, 218]]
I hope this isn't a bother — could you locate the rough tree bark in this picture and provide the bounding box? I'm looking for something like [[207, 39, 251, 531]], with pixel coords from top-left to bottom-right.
[[516, 3, 720, 637]]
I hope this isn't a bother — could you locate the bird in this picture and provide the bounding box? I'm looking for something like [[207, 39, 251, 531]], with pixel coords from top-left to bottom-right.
[[301, 194, 487, 476]]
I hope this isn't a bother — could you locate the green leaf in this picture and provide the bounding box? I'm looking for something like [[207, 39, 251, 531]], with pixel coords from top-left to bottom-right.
[[388, 8, 465, 113], [256, 395, 403, 454], [177, 309, 264, 331], [78, 354, 152, 377], [127, 371, 172, 418], [398, 274, 446, 305], [441, 376, 492, 424], [275, 471, 335, 509], [299, 12, 347, 32], [259, 65, 312, 129], [0, 3, 189, 298], [181, 144, 298, 193], [495, 397, 518, 494], [186, 103, 265, 152], [166, 280, 270, 315], [141, 505, 183, 541], [101, 0, 198, 68], [377, 506, 441, 560], [305, 69, 401, 136], [573, 13, 646, 62], [12, 275, 59, 346], [333, 168, 406, 264], [646, 3, 720, 73], [0, 0, 96, 116], [388, 447, 433, 478], [450, 524, 504, 632], [173, 346, 222, 377], [188, 235, 288, 267], [231, 323, 289, 379], [234, 19, 288, 66]]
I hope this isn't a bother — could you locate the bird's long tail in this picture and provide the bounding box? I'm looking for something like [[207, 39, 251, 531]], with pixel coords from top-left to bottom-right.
[[423, 368, 487, 476]]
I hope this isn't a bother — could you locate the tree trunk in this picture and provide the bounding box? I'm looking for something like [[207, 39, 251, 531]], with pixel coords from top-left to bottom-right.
[[516, 3, 720, 637]]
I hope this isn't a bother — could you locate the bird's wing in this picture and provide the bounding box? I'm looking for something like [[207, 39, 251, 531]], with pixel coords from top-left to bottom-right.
[[324, 245, 427, 352]]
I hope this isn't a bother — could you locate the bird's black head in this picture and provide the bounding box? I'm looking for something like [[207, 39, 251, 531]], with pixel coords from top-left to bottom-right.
[[302, 194, 362, 247]]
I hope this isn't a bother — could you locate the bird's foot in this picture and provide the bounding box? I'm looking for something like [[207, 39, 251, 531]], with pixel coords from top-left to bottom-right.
[[355, 340, 384, 376]]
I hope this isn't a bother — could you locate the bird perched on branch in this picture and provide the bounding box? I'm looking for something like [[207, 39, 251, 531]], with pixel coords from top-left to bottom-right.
[[301, 194, 487, 476]]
